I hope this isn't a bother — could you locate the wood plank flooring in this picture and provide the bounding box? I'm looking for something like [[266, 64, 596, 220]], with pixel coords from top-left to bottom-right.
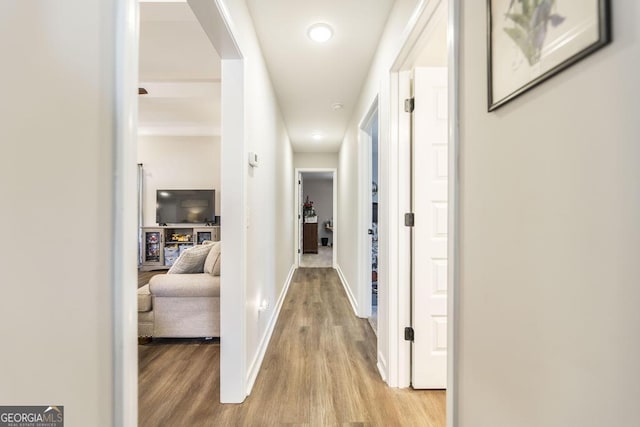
[[138, 267, 445, 426]]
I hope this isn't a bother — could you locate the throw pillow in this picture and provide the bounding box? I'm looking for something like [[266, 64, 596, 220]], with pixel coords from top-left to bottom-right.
[[204, 242, 220, 275], [213, 242, 221, 276], [168, 243, 213, 274]]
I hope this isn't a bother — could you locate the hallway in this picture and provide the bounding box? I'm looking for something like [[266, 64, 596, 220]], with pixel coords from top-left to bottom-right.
[[138, 268, 445, 426]]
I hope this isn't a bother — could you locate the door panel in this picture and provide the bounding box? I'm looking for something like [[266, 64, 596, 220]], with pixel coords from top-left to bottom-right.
[[411, 66, 448, 389]]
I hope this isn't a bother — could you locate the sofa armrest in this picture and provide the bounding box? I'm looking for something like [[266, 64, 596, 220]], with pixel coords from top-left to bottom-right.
[[149, 274, 220, 298]]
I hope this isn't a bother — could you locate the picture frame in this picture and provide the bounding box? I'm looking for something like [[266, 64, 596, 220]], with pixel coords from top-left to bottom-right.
[[487, 0, 611, 111]]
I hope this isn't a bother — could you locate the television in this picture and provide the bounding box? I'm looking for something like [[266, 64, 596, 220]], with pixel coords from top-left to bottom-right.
[[156, 189, 215, 225]]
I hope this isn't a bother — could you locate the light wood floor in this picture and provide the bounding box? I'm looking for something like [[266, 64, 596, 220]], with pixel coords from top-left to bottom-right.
[[299, 246, 333, 268], [138, 267, 445, 426]]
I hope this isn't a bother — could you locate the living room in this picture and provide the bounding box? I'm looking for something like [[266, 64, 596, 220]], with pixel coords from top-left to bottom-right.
[[137, 0, 222, 227], [136, 0, 298, 408], [136, 0, 222, 320]]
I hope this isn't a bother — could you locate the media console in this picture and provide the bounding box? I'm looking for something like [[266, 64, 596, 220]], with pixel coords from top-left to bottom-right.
[[140, 225, 220, 271]]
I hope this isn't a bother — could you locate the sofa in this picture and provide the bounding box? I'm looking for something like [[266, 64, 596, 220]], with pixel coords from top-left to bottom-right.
[[138, 241, 221, 339]]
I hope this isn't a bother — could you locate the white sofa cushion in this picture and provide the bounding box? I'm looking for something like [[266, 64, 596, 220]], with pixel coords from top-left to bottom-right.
[[137, 284, 152, 312], [204, 242, 221, 276], [149, 274, 220, 297], [168, 243, 213, 274]]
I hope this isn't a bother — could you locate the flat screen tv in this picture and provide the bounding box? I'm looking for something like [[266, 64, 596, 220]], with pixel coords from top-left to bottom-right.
[[156, 189, 215, 225]]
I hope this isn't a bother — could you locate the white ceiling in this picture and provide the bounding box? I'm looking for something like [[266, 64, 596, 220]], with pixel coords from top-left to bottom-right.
[[246, 0, 395, 152], [138, 1, 221, 137], [138, 0, 395, 152], [302, 171, 334, 181]]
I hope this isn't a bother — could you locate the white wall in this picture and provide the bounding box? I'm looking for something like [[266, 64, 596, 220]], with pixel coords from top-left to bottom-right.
[[220, 0, 295, 395], [0, 1, 121, 425], [302, 177, 333, 244], [456, 2, 640, 426], [138, 135, 221, 226], [294, 152, 338, 169], [274, 117, 295, 306], [337, 0, 420, 378]]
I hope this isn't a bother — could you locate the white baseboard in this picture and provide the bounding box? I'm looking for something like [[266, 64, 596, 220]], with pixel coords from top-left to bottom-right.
[[336, 265, 387, 383], [245, 264, 296, 394], [335, 264, 358, 316], [377, 350, 388, 382]]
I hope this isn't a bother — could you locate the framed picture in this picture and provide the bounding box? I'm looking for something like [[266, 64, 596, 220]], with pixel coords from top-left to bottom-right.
[[488, 0, 611, 111]]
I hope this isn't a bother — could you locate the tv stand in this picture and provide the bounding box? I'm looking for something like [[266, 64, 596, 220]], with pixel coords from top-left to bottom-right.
[[140, 225, 220, 271]]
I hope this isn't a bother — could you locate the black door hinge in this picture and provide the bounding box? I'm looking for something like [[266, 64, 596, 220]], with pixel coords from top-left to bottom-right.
[[404, 327, 414, 342], [404, 97, 415, 113], [404, 213, 415, 227]]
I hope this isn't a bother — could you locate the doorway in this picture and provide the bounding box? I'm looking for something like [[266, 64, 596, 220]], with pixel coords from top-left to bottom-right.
[[387, 0, 453, 392], [360, 106, 380, 333], [295, 169, 337, 269], [116, 0, 247, 420]]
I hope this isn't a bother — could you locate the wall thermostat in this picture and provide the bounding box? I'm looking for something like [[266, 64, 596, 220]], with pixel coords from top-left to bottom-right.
[[248, 152, 259, 167]]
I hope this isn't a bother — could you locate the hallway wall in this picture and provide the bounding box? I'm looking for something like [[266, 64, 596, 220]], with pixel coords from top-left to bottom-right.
[[0, 1, 121, 425], [294, 152, 338, 169], [220, 0, 295, 395], [457, 2, 640, 426]]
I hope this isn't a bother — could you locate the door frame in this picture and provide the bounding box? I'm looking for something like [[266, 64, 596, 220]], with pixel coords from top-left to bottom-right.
[[113, 1, 139, 423], [294, 168, 338, 268], [357, 98, 379, 319], [386, 0, 460, 425], [114, 0, 247, 422], [447, 3, 460, 424]]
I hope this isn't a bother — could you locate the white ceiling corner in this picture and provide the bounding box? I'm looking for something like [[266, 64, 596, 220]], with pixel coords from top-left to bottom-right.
[[138, 1, 221, 137], [246, 0, 395, 152], [138, 0, 395, 151]]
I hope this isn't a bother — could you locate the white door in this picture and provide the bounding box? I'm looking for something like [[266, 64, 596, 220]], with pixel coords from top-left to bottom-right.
[[411, 67, 448, 389]]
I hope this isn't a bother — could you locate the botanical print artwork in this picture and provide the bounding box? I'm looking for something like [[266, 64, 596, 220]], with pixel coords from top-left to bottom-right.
[[503, 0, 566, 65], [489, 0, 609, 110]]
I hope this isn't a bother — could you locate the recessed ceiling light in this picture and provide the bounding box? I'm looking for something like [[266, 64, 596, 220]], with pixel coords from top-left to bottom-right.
[[331, 102, 344, 110], [312, 133, 323, 141], [308, 23, 333, 43]]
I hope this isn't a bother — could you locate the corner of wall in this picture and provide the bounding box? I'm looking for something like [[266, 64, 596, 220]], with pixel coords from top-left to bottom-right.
[[335, 264, 359, 316], [245, 263, 296, 394]]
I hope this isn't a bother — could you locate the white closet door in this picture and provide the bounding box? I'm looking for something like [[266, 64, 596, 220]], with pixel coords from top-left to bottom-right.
[[411, 66, 448, 389]]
